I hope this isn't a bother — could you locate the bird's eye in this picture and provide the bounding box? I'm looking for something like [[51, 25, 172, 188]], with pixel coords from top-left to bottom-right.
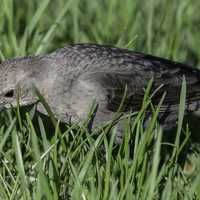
[[4, 89, 15, 98]]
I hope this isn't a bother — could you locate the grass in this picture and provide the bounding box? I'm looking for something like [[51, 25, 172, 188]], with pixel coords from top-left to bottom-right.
[[1, 0, 200, 199]]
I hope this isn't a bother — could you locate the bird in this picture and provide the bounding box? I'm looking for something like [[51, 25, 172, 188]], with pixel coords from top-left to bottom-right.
[[0, 43, 200, 138]]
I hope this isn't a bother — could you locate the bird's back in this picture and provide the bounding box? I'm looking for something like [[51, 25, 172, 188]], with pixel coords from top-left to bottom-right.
[[53, 43, 200, 112]]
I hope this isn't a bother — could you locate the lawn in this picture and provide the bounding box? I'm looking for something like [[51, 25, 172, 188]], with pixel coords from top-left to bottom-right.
[[0, 0, 200, 199]]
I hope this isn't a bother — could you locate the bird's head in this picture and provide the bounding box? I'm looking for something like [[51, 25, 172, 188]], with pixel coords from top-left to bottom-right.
[[0, 56, 51, 110]]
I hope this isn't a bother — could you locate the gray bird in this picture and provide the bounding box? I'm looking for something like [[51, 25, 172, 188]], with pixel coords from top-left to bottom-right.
[[1, 43, 200, 134]]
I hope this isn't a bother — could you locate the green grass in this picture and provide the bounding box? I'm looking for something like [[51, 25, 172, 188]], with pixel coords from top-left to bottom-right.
[[1, 0, 200, 199]]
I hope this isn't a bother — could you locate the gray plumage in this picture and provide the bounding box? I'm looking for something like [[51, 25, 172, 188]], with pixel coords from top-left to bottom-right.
[[1, 43, 200, 131]]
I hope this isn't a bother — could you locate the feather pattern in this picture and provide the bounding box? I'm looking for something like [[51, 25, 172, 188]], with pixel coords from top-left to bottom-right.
[[58, 44, 200, 115]]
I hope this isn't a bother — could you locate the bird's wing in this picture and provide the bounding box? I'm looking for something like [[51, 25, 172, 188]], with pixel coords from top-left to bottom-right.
[[81, 65, 200, 114], [67, 44, 200, 113], [136, 53, 200, 112]]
